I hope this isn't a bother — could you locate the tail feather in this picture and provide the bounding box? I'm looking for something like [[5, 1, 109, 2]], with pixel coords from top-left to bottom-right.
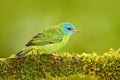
[[16, 49, 32, 58]]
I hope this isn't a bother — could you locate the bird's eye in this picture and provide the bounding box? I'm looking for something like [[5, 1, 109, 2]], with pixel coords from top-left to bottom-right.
[[67, 28, 72, 30]]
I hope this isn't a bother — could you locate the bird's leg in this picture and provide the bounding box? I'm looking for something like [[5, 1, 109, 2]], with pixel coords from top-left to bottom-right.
[[51, 53, 60, 64], [37, 50, 41, 55], [31, 50, 34, 54]]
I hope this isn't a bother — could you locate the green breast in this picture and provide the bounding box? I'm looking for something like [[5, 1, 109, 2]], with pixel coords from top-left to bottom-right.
[[43, 35, 70, 53]]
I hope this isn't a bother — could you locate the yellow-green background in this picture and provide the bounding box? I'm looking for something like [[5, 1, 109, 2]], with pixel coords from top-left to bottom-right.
[[0, 0, 120, 80], [0, 0, 120, 58]]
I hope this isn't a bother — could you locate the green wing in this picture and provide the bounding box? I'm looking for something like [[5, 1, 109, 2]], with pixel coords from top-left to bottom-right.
[[26, 28, 63, 46]]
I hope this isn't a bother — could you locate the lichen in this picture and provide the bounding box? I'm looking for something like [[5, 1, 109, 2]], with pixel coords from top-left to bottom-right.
[[0, 49, 120, 80]]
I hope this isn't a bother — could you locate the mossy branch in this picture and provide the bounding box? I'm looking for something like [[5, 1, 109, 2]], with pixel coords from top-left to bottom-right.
[[0, 49, 120, 80]]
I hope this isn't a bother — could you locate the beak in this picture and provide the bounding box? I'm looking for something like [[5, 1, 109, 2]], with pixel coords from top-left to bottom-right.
[[71, 29, 79, 33]]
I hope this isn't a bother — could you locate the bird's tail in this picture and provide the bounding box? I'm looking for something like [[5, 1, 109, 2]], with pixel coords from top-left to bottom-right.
[[16, 48, 32, 58]]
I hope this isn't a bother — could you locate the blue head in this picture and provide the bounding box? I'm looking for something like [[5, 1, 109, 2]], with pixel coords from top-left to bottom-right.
[[61, 22, 78, 35]]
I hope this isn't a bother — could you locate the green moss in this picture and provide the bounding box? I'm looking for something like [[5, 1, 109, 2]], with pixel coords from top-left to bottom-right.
[[0, 49, 120, 80]]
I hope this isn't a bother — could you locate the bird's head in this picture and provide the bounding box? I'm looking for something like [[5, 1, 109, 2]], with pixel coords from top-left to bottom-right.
[[61, 22, 79, 36]]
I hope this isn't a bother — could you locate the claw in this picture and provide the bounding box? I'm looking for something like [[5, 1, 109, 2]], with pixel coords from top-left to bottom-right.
[[51, 53, 59, 60]]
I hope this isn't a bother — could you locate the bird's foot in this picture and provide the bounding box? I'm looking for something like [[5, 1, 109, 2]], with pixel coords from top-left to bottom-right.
[[51, 53, 60, 63], [51, 53, 59, 59]]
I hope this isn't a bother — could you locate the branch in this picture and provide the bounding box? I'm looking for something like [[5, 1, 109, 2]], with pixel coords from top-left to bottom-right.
[[0, 49, 120, 80]]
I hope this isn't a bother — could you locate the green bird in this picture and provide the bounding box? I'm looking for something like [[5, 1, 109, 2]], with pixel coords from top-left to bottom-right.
[[16, 22, 79, 58]]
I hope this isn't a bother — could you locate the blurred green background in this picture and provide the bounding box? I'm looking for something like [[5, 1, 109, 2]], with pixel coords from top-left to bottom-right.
[[0, 0, 120, 58]]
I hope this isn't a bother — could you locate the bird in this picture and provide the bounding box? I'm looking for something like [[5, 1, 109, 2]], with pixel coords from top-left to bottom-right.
[[16, 22, 79, 58]]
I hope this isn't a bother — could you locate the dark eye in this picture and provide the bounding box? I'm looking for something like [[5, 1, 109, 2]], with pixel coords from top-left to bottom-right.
[[67, 28, 72, 30]]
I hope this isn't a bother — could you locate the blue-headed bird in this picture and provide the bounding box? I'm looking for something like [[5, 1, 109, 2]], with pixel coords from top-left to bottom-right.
[[16, 22, 79, 58]]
